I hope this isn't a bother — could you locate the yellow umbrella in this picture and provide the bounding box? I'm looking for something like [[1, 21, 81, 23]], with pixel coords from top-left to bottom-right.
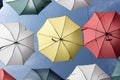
[[37, 16, 83, 62]]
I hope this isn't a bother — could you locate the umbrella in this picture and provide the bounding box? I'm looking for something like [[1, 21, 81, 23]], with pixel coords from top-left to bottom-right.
[[37, 16, 83, 62], [83, 12, 120, 58], [0, 22, 34, 65], [67, 64, 110, 80], [55, 0, 92, 11], [24, 68, 64, 80], [7, 0, 51, 15], [112, 59, 120, 80], [0, 0, 3, 9], [0, 69, 15, 80]]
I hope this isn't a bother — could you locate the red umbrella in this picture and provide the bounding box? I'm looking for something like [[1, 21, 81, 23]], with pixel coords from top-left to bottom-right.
[[0, 69, 15, 80], [83, 12, 120, 58]]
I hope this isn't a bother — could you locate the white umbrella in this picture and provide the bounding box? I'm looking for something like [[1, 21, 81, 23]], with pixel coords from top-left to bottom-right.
[[0, 22, 34, 65], [55, 0, 92, 11], [67, 64, 111, 80]]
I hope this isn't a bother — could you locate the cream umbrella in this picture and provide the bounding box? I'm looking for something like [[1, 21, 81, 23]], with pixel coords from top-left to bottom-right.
[[0, 22, 34, 65]]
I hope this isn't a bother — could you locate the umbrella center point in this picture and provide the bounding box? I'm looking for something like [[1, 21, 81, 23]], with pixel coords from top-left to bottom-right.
[[14, 41, 19, 44], [105, 32, 111, 36], [60, 38, 63, 41]]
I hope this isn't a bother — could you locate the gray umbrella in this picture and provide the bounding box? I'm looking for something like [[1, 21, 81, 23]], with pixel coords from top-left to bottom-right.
[[24, 68, 64, 80]]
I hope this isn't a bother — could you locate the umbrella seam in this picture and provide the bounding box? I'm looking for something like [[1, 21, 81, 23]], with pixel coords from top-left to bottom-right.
[[89, 65, 95, 80], [78, 66, 87, 80], [97, 73, 108, 80], [61, 16, 67, 38], [37, 33, 59, 39], [19, 43, 34, 52], [20, 0, 30, 15], [40, 41, 56, 51], [62, 41, 72, 60], [18, 34, 34, 42], [63, 28, 80, 38], [6, 45, 16, 65], [107, 12, 116, 32], [97, 36, 106, 58], [109, 39, 118, 58], [2, 24, 15, 41], [84, 35, 104, 45], [0, 37, 14, 42], [16, 45, 24, 64], [110, 27, 120, 33], [63, 39, 82, 46], [31, 0, 38, 14], [95, 13, 106, 33], [16, 23, 21, 41], [53, 41, 61, 62], [71, 0, 75, 10], [48, 19, 61, 38]]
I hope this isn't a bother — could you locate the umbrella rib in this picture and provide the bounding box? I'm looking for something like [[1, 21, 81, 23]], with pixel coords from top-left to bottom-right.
[[18, 34, 33, 42], [2, 24, 15, 40], [20, 0, 29, 15], [16, 23, 20, 41], [53, 41, 61, 62], [37, 33, 59, 39], [6, 45, 16, 65], [107, 13, 116, 32], [40, 42, 56, 51], [109, 39, 117, 58], [18, 43, 34, 52], [97, 73, 107, 80], [111, 35, 120, 39], [63, 39, 82, 46], [63, 28, 80, 38], [83, 27, 105, 34], [78, 66, 88, 80], [61, 41, 72, 60], [85, 35, 104, 45], [96, 13, 106, 32], [0, 37, 14, 42], [16, 45, 24, 64], [61, 16, 67, 38], [98, 37, 106, 58], [110, 27, 120, 33], [48, 19, 61, 38], [90, 65, 96, 80], [31, 0, 38, 14]]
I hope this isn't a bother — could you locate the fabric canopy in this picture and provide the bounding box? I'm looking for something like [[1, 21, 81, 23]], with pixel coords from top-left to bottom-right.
[[0, 22, 34, 65], [37, 16, 83, 62]]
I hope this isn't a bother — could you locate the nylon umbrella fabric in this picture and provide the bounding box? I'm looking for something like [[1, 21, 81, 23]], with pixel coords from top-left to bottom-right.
[[55, 0, 92, 11], [37, 16, 83, 62], [112, 58, 120, 80], [7, 0, 51, 15], [83, 12, 120, 58], [0, 22, 34, 65], [23, 68, 64, 80], [0, 69, 15, 80], [67, 64, 110, 80]]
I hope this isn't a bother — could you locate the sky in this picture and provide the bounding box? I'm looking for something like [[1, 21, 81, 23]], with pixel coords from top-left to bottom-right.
[[0, 0, 120, 80]]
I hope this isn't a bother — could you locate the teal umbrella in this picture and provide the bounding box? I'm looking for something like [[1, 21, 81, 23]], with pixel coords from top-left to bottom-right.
[[7, 0, 51, 15], [24, 68, 64, 80], [112, 59, 120, 80]]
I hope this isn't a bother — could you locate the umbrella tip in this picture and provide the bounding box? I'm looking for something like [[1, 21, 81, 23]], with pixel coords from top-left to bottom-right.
[[14, 41, 19, 44]]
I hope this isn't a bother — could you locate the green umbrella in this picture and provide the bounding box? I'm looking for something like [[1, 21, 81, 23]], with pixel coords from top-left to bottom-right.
[[112, 59, 120, 80], [7, 0, 51, 15]]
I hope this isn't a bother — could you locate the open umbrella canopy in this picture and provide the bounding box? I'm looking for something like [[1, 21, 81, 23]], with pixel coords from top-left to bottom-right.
[[37, 16, 83, 62], [24, 68, 64, 80], [7, 0, 51, 15], [112, 58, 120, 80], [0, 69, 15, 80], [55, 0, 92, 11], [0, 22, 34, 65], [0, 0, 2, 9], [67, 64, 110, 80], [83, 12, 120, 58]]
